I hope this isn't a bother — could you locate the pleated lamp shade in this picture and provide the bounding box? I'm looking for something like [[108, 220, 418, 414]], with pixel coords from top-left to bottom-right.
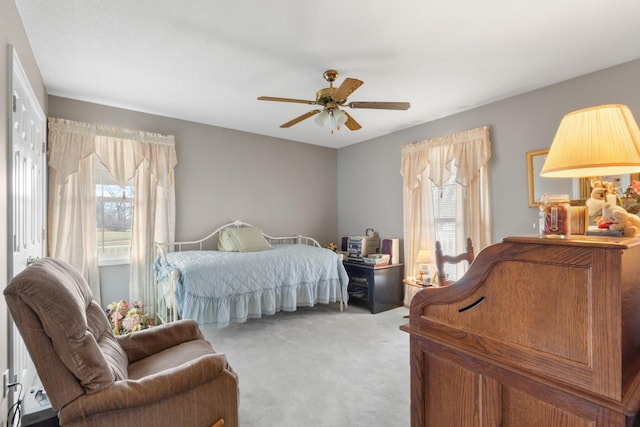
[[540, 104, 640, 178], [415, 249, 435, 264]]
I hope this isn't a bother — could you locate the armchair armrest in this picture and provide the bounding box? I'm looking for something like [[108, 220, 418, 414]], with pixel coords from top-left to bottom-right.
[[61, 352, 235, 422], [116, 319, 206, 363]]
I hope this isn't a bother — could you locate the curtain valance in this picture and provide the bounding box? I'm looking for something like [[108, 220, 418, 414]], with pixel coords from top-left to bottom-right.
[[48, 118, 177, 187], [400, 125, 491, 189]]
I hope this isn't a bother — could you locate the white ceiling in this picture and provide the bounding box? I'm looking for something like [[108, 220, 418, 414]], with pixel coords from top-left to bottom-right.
[[15, 0, 640, 149]]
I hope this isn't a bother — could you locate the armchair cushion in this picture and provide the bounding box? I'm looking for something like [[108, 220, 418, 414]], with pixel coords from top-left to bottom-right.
[[4, 258, 128, 392], [62, 349, 231, 422], [116, 319, 205, 364]]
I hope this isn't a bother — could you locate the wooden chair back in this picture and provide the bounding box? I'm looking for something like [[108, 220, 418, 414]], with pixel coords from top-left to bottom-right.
[[435, 237, 474, 285]]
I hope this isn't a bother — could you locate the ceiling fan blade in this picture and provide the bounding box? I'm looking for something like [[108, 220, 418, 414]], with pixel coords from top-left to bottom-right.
[[332, 78, 364, 101], [258, 96, 317, 105], [280, 110, 321, 128], [344, 111, 362, 131], [347, 101, 411, 110]]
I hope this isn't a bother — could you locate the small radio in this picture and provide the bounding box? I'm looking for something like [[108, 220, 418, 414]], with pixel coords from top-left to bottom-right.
[[347, 236, 380, 261]]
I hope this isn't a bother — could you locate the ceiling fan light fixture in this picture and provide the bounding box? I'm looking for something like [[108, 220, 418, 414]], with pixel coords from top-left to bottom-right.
[[315, 110, 330, 127], [334, 109, 347, 129]]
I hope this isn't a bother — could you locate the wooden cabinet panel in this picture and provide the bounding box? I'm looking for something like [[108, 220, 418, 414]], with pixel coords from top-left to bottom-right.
[[403, 235, 640, 426], [415, 337, 602, 427], [501, 388, 595, 427], [423, 260, 591, 362], [423, 352, 479, 426]]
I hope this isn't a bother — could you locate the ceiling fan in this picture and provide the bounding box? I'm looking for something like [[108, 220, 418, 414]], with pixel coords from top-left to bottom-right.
[[257, 69, 411, 133]]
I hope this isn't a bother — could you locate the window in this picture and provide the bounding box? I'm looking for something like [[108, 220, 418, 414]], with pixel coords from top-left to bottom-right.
[[431, 162, 458, 281], [401, 126, 491, 305], [96, 162, 134, 265]]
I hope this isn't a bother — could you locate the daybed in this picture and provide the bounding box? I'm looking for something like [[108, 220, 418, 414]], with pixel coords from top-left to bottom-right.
[[154, 221, 349, 327]]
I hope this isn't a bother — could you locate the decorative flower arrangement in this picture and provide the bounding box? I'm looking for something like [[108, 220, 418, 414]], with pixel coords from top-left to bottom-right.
[[106, 300, 152, 335], [620, 179, 640, 214], [324, 242, 346, 260]]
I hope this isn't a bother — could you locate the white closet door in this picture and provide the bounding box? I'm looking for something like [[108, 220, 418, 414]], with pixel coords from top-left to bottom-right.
[[8, 45, 47, 403]]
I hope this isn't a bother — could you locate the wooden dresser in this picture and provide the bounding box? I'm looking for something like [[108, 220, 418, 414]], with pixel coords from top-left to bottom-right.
[[401, 235, 640, 426]]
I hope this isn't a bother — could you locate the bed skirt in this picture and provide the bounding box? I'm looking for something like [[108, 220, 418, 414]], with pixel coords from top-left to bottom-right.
[[181, 278, 345, 328]]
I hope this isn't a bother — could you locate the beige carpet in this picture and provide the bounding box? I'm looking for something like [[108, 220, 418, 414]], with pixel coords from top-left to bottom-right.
[[200, 303, 410, 427]]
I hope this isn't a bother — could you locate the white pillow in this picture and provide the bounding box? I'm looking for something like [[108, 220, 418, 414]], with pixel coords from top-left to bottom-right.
[[218, 226, 272, 252]]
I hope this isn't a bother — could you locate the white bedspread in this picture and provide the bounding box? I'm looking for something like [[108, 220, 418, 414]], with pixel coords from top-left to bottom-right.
[[154, 244, 349, 327]]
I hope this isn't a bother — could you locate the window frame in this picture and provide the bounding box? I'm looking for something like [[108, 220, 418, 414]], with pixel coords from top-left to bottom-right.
[[430, 162, 460, 281], [95, 163, 134, 266]]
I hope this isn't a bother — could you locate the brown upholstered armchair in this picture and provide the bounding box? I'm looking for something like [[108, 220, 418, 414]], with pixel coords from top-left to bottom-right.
[[4, 258, 239, 427]]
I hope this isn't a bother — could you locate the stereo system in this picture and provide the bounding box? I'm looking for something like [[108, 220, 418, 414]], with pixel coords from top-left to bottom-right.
[[347, 236, 380, 261], [342, 229, 399, 264]]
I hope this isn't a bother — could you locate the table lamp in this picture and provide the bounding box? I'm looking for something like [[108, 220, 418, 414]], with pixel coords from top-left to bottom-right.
[[540, 104, 640, 179], [415, 249, 435, 285]]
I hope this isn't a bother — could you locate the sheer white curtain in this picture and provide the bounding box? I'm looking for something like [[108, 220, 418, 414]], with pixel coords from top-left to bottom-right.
[[47, 118, 177, 311], [400, 126, 492, 305]]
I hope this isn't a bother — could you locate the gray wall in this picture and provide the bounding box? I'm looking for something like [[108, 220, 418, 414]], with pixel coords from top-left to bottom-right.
[[47, 97, 339, 244], [1, 0, 48, 423], [49, 59, 640, 301], [338, 59, 640, 253], [47, 97, 341, 303]]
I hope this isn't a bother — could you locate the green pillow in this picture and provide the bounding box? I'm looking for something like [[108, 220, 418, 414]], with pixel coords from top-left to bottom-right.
[[218, 226, 272, 252]]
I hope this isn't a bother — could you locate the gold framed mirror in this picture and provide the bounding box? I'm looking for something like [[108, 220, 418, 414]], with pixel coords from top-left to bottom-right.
[[527, 148, 639, 208], [526, 148, 590, 207]]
